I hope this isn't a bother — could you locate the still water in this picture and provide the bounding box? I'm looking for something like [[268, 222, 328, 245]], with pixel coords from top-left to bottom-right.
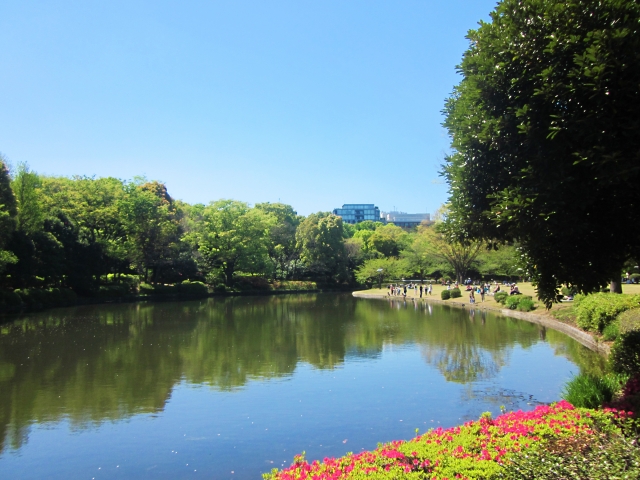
[[0, 293, 605, 479]]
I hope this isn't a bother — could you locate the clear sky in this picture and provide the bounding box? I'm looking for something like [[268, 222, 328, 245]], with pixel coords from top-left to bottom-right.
[[1, 0, 498, 216]]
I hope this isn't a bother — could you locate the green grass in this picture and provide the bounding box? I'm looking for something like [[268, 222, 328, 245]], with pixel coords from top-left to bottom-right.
[[561, 373, 627, 409]]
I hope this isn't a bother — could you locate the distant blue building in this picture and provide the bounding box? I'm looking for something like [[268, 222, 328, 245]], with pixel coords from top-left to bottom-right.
[[332, 204, 381, 224]]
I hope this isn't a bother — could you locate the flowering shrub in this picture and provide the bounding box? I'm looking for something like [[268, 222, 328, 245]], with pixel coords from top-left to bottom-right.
[[263, 401, 624, 480], [604, 373, 640, 417]]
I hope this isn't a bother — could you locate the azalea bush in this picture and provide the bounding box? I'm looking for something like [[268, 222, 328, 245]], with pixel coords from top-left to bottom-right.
[[263, 401, 634, 480], [605, 373, 640, 416], [495, 414, 640, 479]]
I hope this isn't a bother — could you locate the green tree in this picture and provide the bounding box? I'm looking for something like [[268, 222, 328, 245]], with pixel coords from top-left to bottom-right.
[[353, 220, 384, 232], [0, 156, 17, 274], [400, 227, 447, 282], [254, 202, 301, 279], [296, 213, 348, 284], [369, 224, 409, 258], [420, 225, 483, 283], [476, 244, 522, 280], [120, 180, 182, 283], [193, 200, 271, 286], [11, 163, 43, 234], [40, 176, 129, 277], [355, 257, 407, 288], [442, 0, 640, 306]]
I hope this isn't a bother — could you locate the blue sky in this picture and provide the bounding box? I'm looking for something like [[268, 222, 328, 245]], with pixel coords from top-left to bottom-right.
[[1, 0, 498, 216]]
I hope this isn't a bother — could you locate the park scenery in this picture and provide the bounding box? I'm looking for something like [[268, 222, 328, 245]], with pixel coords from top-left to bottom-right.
[[1, 0, 640, 479]]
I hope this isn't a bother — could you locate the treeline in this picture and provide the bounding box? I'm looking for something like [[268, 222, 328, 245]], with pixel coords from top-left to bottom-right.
[[0, 159, 520, 303]]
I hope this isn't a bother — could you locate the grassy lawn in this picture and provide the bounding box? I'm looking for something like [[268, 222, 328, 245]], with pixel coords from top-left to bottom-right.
[[358, 282, 640, 317]]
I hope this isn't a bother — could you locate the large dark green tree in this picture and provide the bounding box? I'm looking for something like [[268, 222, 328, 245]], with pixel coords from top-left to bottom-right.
[[0, 156, 17, 275], [442, 0, 640, 306]]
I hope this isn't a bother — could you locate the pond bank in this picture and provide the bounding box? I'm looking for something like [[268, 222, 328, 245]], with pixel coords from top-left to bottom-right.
[[0, 287, 361, 320], [352, 291, 610, 355]]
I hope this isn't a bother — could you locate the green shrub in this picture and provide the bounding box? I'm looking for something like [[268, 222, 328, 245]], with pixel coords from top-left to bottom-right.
[[575, 293, 640, 332], [272, 281, 317, 291], [561, 373, 623, 409], [16, 288, 45, 307], [139, 283, 175, 295], [618, 307, 640, 334], [214, 284, 226, 293], [561, 285, 578, 297], [105, 274, 140, 293], [610, 330, 640, 375], [517, 297, 535, 312], [504, 295, 520, 310], [0, 289, 23, 308], [450, 287, 461, 298], [602, 322, 620, 341], [14, 288, 77, 308], [175, 281, 208, 296], [139, 283, 156, 295], [441, 289, 451, 300], [97, 285, 131, 297], [494, 291, 508, 304], [235, 276, 270, 291]]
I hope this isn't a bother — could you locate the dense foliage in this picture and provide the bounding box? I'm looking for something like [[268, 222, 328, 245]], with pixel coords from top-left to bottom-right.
[[442, 0, 640, 307], [574, 293, 640, 333], [0, 160, 524, 305]]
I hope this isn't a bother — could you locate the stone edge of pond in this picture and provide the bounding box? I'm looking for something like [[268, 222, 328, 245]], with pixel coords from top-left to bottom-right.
[[352, 291, 610, 356]]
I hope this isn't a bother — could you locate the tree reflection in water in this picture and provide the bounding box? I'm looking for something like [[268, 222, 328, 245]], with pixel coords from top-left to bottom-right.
[[0, 294, 606, 453]]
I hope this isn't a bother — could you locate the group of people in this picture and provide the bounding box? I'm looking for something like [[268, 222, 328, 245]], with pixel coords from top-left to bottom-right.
[[387, 280, 522, 304], [387, 283, 433, 298]]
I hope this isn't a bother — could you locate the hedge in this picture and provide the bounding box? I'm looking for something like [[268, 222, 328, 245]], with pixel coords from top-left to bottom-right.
[[13, 288, 77, 309], [575, 293, 640, 332], [609, 308, 640, 375], [450, 287, 462, 298]]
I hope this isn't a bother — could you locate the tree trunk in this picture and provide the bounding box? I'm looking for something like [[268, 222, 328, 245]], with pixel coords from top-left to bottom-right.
[[610, 279, 622, 294], [224, 262, 235, 286]]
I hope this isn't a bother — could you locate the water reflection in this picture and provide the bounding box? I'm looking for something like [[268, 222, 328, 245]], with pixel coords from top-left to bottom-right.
[[0, 294, 606, 454]]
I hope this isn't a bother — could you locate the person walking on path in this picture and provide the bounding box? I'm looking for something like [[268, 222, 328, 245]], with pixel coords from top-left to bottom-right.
[[480, 288, 485, 302], [428, 284, 432, 295], [470, 290, 475, 304], [419, 285, 423, 298]]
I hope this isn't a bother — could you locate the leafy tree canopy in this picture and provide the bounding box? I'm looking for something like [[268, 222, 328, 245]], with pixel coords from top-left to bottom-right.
[[442, 0, 640, 306]]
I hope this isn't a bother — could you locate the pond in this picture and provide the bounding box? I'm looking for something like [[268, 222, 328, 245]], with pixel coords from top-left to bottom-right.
[[0, 293, 606, 479]]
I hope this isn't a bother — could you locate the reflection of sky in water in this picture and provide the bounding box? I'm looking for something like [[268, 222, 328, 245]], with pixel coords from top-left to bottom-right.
[[0, 295, 604, 479]]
